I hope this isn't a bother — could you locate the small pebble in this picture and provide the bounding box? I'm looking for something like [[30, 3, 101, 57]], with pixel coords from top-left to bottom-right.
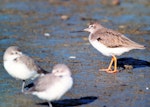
[[82, 37, 88, 41], [124, 65, 133, 70], [112, 0, 120, 5], [61, 15, 70, 20], [69, 56, 76, 59], [146, 87, 149, 90], [119, 25, 126, 29], [44, 33, 50, 37]]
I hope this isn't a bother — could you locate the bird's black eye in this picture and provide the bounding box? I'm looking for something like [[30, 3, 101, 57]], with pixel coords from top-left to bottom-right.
[[11, 51, 18, 55]]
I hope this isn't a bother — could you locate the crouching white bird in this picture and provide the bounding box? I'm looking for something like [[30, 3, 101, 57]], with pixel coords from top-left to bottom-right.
[[3, 46, 48, 92], [24, 64, 73, 107]]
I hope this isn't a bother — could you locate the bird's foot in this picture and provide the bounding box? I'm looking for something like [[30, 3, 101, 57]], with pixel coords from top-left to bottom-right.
[[99, 68, 118, 73], [48, 102, 53, 107]]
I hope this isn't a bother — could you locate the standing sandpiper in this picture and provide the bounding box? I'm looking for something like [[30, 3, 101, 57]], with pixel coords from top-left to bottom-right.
[[25, 64, 73, 107], [3, 46, 48, 92], [84, 22, 145, 73]]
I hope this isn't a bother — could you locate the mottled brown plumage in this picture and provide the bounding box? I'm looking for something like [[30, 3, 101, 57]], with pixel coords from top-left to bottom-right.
[[84, 22, 145, 73], [89, 23, 145, 49]]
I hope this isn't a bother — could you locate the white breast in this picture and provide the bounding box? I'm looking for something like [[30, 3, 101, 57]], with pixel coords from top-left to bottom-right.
[[4, 60, 38, 80], [89, 37, 132, 56]]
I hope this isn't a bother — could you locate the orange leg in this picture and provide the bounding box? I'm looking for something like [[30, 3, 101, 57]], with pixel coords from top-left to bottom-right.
[[107, 56, 114, 70], [100, 55, 118, 73], [113, 56, 118, 72]]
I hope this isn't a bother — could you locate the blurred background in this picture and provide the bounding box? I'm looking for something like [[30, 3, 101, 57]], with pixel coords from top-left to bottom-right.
[[0, 0, 150, 107]]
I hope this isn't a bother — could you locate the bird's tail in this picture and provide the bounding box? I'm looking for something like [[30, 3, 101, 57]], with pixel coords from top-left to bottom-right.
[[37, 66, 49, 74], [134, 44, 146, 50], [129, 40, 146, 50], [24, 82, 35, 94]]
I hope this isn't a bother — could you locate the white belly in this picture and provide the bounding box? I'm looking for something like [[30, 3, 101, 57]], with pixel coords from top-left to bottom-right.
[[89, 40, 132, 56], [33, 77, 73, 101], [4, 61, 38, 80]]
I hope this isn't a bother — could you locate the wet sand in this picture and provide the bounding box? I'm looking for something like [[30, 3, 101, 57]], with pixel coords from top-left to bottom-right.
[[0, 0, 150, 107]]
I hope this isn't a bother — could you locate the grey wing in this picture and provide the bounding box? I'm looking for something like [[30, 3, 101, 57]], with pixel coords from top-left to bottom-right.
[[30, 74, 59, 92], [94, 29, 140, 48], [18, 55, 39, 71], [19, 55, 48, 74]]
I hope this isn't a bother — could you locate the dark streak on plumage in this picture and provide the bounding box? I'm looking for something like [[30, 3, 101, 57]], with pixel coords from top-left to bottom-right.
[[97, 37, 102, 41]]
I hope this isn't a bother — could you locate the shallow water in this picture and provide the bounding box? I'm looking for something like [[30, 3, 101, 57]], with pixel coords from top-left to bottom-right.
[[0, 0, 150, 107]]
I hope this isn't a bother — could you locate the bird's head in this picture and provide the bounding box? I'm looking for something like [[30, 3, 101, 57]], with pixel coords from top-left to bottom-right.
[[3, 46, 22, 61], [84, 22, 103, 33]]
